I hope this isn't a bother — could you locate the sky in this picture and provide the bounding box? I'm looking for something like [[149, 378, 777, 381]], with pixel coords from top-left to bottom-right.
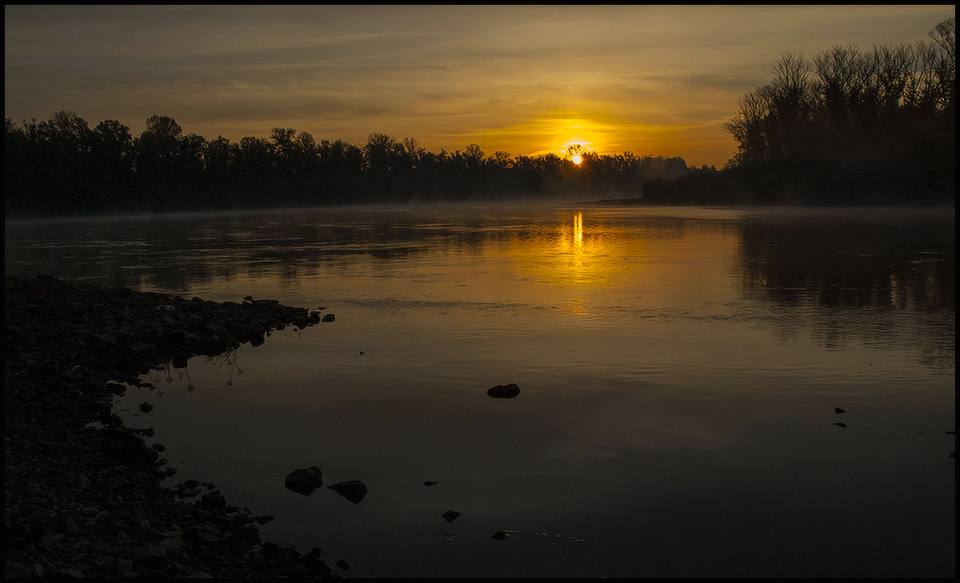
[[4, 5, 954, 168]]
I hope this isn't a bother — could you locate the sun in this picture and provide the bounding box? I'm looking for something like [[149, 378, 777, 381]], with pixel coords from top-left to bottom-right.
[[565, 143, 587, 165]]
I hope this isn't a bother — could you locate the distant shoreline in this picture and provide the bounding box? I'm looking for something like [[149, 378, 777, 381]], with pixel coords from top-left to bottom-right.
[[573, 197, 956, 208]]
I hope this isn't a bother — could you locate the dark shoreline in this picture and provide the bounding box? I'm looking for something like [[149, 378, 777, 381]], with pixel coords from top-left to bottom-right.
[[5, 275, 341, 578]]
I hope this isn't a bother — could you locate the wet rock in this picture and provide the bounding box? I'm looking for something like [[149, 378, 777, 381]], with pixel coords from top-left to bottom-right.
[[262, 539, 299, 557], [487, 383, 521, 399], [284, 467, 324, 496], [328, 480, 368, 504], [200, 492, 228, 510], [300, 546, 333, 574]]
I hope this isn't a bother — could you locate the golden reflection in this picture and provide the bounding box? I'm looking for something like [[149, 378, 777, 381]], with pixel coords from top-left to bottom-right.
[[505, 211, 638, 287], [574, 212, 584, 254]]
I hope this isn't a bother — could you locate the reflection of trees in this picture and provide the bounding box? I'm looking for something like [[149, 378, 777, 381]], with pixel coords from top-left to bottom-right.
[[739, 215, 955, 370], [740, 217, 954, 311], [7, 210, 953, 371], [5, 210, 694, 293]]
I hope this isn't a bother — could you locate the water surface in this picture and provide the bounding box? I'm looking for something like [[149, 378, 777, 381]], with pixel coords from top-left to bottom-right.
[[5, 204, 955, 577]]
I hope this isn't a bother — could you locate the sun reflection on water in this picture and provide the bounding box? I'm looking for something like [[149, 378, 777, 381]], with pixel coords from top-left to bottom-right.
[[574, 212, 583, 255], [505, 211, 638, 288]]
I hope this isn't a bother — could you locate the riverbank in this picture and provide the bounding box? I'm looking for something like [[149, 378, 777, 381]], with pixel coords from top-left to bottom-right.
[[4, 275, 341, 578]]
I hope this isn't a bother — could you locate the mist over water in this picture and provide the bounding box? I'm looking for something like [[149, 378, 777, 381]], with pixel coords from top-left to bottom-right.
[[5, 204, 954, 577]]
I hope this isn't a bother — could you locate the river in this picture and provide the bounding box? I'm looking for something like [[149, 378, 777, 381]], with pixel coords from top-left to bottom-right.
[[5, 203, 955, 577]]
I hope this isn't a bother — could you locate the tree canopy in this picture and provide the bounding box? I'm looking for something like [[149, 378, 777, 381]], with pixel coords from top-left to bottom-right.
[[5, 112, 699, 216]]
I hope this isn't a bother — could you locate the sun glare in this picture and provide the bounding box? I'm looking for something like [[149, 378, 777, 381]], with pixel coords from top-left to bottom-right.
[[571, 154, 583, 165]]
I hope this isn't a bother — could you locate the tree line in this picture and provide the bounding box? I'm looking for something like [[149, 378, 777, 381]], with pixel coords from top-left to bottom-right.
[[644, 18, 955, 205], [6, 19, 953, 215], [4, 111, 702, 216]]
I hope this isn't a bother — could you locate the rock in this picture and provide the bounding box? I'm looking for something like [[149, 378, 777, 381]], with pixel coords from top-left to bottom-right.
[[327, 480, 368, 504], [300, 546, 332, 574], [835, 407, 846, 414], [139, 402, 154, 413], [335, 558, 351, 570], [321, 313, 335, 322], [134, 544, 168, 562], [487, 383, 521, 399], [262, 539, 299, 556], [441, 510, 461, 522], [200, 492, 227, 510], [423, 480, 439, 486], [284, 467, 324, 496]]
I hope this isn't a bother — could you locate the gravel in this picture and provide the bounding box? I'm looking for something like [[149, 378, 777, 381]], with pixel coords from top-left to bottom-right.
[[5, 275, 341, 578]]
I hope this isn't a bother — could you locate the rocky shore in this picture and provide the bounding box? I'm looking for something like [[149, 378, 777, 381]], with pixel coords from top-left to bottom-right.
[[5, 275, 341, 578]]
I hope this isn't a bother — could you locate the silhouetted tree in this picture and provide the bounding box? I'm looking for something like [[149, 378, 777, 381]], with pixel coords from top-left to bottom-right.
[[401, 137, 425, 168], [6, 108, 711, 214], [723, 18, 955, 202], [88, 119, 134, 210]]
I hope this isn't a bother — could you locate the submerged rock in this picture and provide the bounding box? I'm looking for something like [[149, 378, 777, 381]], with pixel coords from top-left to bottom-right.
[[487, 383, 521, 399], [328, 480, 368, 504], [284, 466, 324, 496]]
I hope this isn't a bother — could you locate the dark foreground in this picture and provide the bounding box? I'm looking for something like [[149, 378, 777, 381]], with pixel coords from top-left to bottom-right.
[[5, 275, 341, 578]]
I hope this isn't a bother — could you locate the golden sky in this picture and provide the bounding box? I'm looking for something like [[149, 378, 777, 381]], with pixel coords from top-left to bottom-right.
[[4, 5, 953, 167]]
